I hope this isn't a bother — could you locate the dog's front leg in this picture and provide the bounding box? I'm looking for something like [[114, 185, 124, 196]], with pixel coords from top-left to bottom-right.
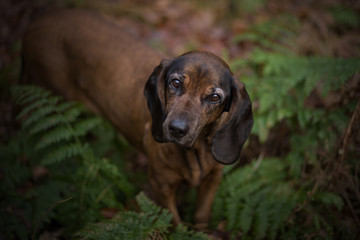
[[148, 167, 182, 225], [143, 128, 182, 224], [194, 163, 223, 229]]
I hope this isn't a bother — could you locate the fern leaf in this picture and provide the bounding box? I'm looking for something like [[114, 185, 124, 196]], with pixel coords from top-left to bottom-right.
[[29, 107, 82, 135], [268, 185, 297, 240], [35, 117, 100, 150], [136, 192, 172, 233], [41, 143, 85, 165], [74, 193, 172, 240], [169, 225, 209, 240], [225, 198, 241, 232], [22, 105, 57, 128], [12, 85, 51, 105], [253, 187, 273, 240], [56, 101, 79, 112], [73, 117, 102, 137], [16, 96, 60, 119], [238, 198, 255, 236], [313, 191, 344, 211], [35, 125, 74, 150]]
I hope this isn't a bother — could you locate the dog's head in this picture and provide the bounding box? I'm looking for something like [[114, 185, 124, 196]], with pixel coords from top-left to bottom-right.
[[144, 51, 253, 164]]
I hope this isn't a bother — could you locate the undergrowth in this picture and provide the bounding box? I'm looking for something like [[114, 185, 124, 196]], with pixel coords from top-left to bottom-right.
[[211, 14, 360, 239], [1, 86, 135, 239], [1, 85, 209, 240], [1, 8, 359, 240], [74, 192, 208, 240]]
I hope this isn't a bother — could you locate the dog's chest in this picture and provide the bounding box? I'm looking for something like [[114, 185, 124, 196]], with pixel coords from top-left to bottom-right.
[[183, 147, 215, 187]]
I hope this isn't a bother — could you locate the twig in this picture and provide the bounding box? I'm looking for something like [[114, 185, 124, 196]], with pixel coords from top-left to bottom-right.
[[337, 99, 360, 228], [342, 190, 360, 228], [248, 151, 265, 178], [32, 197, 73, 240], [340, 99, 360, 166]]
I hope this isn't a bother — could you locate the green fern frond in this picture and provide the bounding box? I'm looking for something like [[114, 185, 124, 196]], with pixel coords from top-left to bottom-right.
[[313, 191, 344, 211], [74, 192, 172, 240], [35, 117, 101, 150], [243, 48, 360, 141], [29, 107, 82, 135], [233, 14, 299, 53], [169, 225, 209, 240], [35, 125, 75, 150], [41, 143, 86, 165], [212, 156, 346, 239], [73, 117, 102, 137], [136, 192, 172, 233], [8, 85, 135, 238], [21, 105, 57, 128], [237, 198, 253, 235], [16, 96, 60, 119], [74, 192, 209, 240], [213, 159, 300, 239], [12, 85, 51, 105], [12, 85, 102, 166], [56, 101, 79, 112]]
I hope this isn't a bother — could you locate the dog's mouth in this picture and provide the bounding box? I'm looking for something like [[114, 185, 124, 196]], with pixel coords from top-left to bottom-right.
[[162, 114, 203, 149], [162, 124, 198, 149], [169, 137, 196, 149]]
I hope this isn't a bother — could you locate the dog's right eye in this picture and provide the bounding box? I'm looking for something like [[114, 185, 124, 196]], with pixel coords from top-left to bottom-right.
[[171, 79, 181, 90]]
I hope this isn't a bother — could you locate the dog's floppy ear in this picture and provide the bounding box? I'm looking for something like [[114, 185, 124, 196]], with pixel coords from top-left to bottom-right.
[[211, 76, 253, 164], [144, 59, 169, 142]]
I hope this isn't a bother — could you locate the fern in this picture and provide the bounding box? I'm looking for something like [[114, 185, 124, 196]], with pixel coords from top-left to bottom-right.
[[35, 117, 101, 150], [233, 18, 360, 141], [11, 85, 99, 165], [75, 192, 209, 240], [169, 225, 209, 240], [211, 158, 342, 240], [29, 107, 82, 134], [232, 14, 299, 55], [2, 85, 135, 239]]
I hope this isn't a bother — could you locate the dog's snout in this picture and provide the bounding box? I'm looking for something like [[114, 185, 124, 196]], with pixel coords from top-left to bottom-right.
[[169, 119, 189, 138]]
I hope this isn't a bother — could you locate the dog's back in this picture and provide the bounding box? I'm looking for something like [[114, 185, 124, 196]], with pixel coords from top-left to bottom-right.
[[22, 9, 163, 149], [22, 9, 254, 227]]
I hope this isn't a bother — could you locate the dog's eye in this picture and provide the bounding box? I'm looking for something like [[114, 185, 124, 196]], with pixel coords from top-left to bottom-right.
[[208, 94, 221, 103], [171, 78, 181, 89]]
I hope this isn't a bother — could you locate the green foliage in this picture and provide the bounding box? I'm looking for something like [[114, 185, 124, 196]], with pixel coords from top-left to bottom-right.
[[169, 225, 209, 240], [228, 0, 265, 15], [74, 192, 171, 239], [232, 14, 299, 53], [1, 85, 135, 239], [212, 158, 344, 239], [242, 50, 360, 142], [211, 14, 359, 240], [330, 6, 360, 29], [75, 192, 209, 240], [11, 85, 100, 165], [2, 85, 210, 239]]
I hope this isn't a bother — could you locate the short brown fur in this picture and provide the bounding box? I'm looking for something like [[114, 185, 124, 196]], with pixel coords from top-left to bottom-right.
[[22, 9, 253, 228]]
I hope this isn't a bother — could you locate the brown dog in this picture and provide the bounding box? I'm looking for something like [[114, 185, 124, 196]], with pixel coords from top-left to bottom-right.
[[22, 9, 253, 227]]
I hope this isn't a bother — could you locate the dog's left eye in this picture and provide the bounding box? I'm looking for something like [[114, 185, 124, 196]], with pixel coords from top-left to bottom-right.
[[208, 94, 221, 103], [171, 78, 181, 90]]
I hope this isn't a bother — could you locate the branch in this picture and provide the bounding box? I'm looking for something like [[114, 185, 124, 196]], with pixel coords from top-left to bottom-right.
[[32, 197, 73, 240], [340, 99, 360, 165]]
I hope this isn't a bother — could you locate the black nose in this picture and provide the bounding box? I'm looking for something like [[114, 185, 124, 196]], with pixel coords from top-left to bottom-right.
[[169, 119, 189, 138]]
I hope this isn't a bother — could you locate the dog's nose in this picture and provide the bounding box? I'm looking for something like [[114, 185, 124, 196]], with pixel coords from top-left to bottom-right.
[[169, 119, 189, 138]]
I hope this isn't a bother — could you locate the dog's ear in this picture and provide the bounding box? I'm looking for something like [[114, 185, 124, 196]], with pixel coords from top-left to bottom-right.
[[144, 59, 169, 142], [211, 76, 253, 164]]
